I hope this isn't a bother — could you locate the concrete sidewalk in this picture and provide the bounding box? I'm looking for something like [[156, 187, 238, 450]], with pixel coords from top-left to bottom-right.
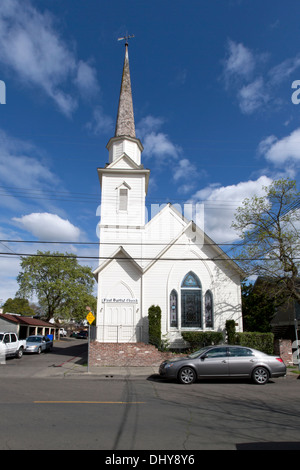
[[37, 361, 160, 379]]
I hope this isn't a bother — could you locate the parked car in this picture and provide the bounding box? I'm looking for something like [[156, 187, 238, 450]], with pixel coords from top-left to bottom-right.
[[25, 335, 53, 354], [76, 330, 88, 339], [159, 345, 287, 385], [59, 328, 67, 337], [0, 332, 26, 360]]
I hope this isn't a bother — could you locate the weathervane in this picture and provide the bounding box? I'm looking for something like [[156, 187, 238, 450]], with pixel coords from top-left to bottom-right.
[[118, 33, 135, 46]]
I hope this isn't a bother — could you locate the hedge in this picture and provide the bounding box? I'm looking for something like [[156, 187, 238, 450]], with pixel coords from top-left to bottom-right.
[[182, 330, 274, 355], [181, 331, 223, 351], [225, 320, 274, 354], [235, 332, 274, 355]]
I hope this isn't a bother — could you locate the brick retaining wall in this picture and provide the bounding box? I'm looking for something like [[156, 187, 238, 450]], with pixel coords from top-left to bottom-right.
[[90, 339, 296, 367], [89, 341, 176, 367]]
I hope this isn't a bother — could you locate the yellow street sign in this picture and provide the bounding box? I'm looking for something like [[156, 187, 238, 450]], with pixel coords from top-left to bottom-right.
[[86, 311, 95, 325]]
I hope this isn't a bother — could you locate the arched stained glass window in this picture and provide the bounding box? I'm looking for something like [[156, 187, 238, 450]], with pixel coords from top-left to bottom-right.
[[181, 271, 201, 288], [205, 290, 213, 328], [181, 272, 202, 328], [170, 289, 178, 328]]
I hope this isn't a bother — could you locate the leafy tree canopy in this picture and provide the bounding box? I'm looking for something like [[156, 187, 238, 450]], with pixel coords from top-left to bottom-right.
[[232, 178, 300, 303], [2, 297, 36, 316], [17, 251, 96, 322]]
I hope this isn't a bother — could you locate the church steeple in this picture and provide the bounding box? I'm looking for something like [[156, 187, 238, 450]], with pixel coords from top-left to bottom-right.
[[106, 37, 143, 166], [115, 41, 136, 138]]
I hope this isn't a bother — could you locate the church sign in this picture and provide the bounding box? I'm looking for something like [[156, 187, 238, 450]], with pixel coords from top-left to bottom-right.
[[102, 298, 138, 304]]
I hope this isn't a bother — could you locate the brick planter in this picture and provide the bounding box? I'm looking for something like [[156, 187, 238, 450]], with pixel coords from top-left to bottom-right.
[[89, 341, 176, 367], [274, 339, 293, 365]]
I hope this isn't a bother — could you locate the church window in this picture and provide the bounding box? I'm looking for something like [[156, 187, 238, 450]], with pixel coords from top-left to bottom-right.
[[205, 290, 213, 328], [119, 188, 128, 211], [170, 289, 178, 328], [181, 272, 202, 328]]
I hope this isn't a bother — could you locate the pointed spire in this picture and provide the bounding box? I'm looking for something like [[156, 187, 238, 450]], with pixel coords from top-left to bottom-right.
[[115, 42, 136, 138]]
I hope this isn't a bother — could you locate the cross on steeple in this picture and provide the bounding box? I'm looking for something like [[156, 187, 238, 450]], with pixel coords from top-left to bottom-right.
[[118, 33, 135, 46]]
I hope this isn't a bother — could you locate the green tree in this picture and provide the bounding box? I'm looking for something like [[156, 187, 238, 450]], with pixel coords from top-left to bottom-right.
[[2, 297, 36, 316], [232, 178, 300, 304], [17, 251, 96, 321], [241, 282, 275, 332]]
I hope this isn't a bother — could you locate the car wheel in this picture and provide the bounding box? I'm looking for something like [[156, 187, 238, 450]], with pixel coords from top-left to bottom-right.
[[37, 347, 42, 354], [16, 347, 23, 359], [252, 366, 269, 385], [178, 366, 196, 385]]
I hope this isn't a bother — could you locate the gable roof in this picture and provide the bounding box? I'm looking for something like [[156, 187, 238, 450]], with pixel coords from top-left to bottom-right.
[[97, 153, 150, 192], [105, 152, 142, 170], [142, 203, 246, 277], [93, 203, 245, 279], [0, 313, 57, 328], [93, 245, 143, 280]]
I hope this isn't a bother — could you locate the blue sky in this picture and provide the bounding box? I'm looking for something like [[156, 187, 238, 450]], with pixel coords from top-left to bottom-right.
[[1, 0, 300, 303]]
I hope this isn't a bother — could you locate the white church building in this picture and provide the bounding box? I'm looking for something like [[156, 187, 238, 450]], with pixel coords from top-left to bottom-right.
[[93, 41, 244, 349]]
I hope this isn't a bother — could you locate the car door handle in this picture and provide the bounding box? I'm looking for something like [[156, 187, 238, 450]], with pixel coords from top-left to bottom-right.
[[222, 360, 227, 363]]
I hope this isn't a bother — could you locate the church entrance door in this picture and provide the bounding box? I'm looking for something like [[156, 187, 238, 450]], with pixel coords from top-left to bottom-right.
[[103, 302, 138, 342]]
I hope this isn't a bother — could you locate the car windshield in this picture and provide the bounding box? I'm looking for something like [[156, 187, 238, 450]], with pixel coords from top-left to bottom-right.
[[27, 337, 42, 343], [188, 347, 211, 359]]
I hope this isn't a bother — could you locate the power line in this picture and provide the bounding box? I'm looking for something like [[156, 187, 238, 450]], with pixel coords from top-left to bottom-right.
[[0, 238, 257, 247], [0, 250, 298, 263], [0, 238, 230, 246]]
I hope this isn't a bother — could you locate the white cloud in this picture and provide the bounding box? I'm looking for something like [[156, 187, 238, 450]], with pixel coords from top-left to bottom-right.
[[137, 115, 181, 162], [222, 39, 300, 116], [137, 117, 202, 194], [172, 158, 206, 194], [223, 40, 255, 81], [0, 0, 99, 116], [0, 128, 61, 212], [259, 128, 300, 165], [269, 55, 300, 86], [238, 77, 269, 114], [222, 40, 267, 115], [173, 159, 196, 181], [137, 116, 165, 134], [86, 106, 114, 135], [75, 60, 100, 98], [12, 213, 81, 242], [189, 176, 272, 243], [143, 132, 180, 159]]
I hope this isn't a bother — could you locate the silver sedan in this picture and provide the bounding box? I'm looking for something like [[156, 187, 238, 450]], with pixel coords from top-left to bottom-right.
[[159, 345, 286, 385], [25, 335, 53, 354]]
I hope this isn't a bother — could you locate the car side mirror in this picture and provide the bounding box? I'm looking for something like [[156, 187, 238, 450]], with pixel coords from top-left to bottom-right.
[[201, 354, 207, 361]]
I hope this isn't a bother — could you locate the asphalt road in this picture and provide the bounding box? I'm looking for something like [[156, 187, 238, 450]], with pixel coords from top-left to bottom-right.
[[0, 339, 300, 451]]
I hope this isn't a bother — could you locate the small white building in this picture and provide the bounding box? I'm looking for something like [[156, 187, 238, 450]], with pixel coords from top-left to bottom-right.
[[93, 42, 244, 348]]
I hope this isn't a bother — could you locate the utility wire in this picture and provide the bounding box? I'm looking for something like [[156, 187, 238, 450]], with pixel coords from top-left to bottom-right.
[[0, 251, 298, 262]]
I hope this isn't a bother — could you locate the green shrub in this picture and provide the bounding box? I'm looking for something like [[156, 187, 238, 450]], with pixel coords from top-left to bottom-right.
[[148, 305, 161, 348], [226, 320, 236, 345], [235, 332, 274, 355], [181, 331, 223, 351]]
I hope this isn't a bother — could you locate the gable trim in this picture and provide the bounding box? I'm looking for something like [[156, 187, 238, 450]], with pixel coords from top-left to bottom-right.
[[93, 246, 143, 280]]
